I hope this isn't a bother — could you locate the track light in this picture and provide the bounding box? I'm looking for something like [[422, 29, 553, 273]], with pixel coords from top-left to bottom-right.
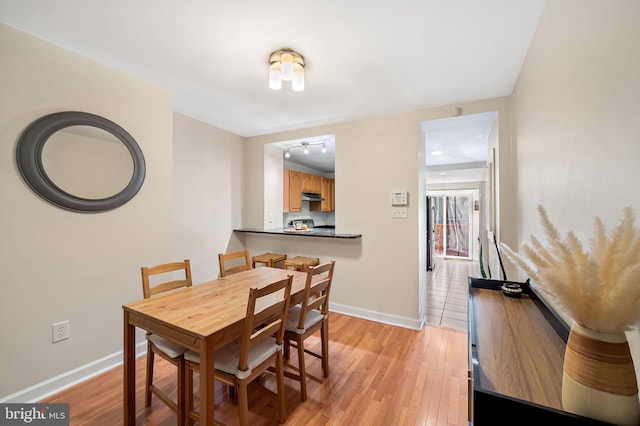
[[282, 140, 328, 159]]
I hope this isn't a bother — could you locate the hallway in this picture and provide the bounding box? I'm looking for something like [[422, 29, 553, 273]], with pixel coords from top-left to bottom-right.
[[425, 258, 479, 332]]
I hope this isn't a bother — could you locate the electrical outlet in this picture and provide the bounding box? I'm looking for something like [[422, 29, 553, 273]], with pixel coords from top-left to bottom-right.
[[52, 320, 70, 343]]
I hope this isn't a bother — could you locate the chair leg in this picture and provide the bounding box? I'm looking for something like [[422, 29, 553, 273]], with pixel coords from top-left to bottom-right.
[[237, 382, 249, 426], [177, 358, 186, 426], [321, 320, 330, 378], [276, 350, 287, 424], [297, 336, 308, 401], [184, 363, 193, 426], [145, 344, 154, 407], [284, 337, 290, 360]]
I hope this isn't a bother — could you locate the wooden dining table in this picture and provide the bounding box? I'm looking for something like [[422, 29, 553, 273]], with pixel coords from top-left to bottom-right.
[[122, 266, 309, 426]]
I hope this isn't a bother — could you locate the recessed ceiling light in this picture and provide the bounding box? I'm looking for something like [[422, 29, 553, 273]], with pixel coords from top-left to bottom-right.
[[430, 150, 443, 156], [439, 172, 447, 175]]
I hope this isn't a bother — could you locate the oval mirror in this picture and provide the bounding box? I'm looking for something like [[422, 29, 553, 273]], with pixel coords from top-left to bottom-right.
[[16, 111, 146, 213]]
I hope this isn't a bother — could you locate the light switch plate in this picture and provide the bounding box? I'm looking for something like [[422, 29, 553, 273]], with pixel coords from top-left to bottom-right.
[[392, 207, 408, 218]]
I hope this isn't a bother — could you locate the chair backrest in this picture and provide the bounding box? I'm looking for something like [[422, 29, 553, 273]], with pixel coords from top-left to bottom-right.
[[237, 275, 293, 372], [218, 249, 252, 277], [295, 260, 335, 330], [141, 259, 193, 299]]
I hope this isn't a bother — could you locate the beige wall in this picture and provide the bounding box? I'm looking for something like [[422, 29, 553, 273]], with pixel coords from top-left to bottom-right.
[[171, 113, 245, 281], [0, 24, 173, 398], [510, 0, 640, 374]]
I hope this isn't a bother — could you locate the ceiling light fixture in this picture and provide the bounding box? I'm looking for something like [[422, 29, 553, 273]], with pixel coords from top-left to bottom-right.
[[283, 141, 327, 159], [269, 48, 305, 91]]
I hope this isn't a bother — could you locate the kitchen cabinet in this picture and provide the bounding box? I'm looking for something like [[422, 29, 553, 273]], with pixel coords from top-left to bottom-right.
[[284, 169, 302, 212], [285, 169, 334, 212], [329, 178, 335, 211], [319, 177, 334, 212], [302, 173, 321, 193]]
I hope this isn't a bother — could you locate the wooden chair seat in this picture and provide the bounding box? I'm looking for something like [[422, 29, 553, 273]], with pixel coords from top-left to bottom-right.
[[283, 256, 320, 272]]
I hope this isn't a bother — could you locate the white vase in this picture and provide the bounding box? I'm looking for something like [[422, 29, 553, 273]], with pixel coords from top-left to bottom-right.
[[562, 321, 640, 425]]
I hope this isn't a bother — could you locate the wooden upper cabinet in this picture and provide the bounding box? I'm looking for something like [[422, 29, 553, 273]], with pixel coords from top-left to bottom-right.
[[287, 169, 333, 213], [284, 169, 302, 212], [329, 178, 335, 211], [302, 173, 321, 193], [320, 177, 334, 212], [313, 175, 322, 193]]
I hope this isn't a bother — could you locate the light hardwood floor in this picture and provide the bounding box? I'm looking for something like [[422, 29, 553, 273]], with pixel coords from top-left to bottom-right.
[[40, 312, 469, 426]]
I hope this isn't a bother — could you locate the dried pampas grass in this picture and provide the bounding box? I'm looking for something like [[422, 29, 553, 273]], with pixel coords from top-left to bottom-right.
[[500, 205, 640, 333]]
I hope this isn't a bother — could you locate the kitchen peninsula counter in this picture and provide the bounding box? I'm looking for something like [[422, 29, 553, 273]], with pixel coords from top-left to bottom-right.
[[234, 227, 361, 239]]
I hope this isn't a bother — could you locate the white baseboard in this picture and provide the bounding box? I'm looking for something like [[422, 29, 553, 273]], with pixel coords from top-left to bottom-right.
[[2, 305, 422, 403], [0, 341, 147, 404], [330, 303, 424, 331]]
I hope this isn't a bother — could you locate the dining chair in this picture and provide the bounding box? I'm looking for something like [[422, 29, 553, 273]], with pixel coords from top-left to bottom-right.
[[283, 260, 335, 401], [140, 259, 193, 423], [184, 275, 294, 425], [218, 249, 252, 277]]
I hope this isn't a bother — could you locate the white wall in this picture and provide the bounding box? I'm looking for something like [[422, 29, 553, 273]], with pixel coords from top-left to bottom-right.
[[510, 0, 640, 377], [171, 113, 245, 282], [264, 144, 284, 229], [0, 24, 173, 399]]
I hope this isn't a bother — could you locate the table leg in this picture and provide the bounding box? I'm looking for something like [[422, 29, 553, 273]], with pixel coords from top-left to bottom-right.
[[123, 311, 136, 425], [199, 340, 216, 426]]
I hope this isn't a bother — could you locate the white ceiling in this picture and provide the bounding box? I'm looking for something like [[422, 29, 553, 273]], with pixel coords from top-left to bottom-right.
[[423, 111, 498, 184], [274, 135, 336, 175], [0, 1, 544, 180]]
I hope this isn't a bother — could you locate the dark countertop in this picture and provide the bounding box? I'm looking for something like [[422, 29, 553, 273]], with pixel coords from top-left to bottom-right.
[[234, 227, 361, 239]]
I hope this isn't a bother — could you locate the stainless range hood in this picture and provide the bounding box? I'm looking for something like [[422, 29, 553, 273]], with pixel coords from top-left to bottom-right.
[[301, 192, 325, 202]]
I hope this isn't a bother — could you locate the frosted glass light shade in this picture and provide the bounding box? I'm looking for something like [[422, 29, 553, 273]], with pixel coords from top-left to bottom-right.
[[268, 49, 304, 91], [281, 53, 294, 81], [269, 63, 282, 90], [292, 63, 304, 91]]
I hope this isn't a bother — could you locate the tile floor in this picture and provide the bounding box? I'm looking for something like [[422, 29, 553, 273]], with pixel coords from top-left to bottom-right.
[[425, 257, 480, 332]]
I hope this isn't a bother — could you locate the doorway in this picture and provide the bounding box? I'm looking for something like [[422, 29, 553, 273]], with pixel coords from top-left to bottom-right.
[[421, 111, 498, 263], [429, 190, 477, 260]]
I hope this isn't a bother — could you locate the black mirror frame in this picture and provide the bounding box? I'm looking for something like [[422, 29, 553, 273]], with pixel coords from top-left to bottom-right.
[[16, 111, 146, 213]]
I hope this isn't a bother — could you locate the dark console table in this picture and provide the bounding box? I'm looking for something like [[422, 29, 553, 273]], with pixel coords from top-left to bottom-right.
[[468, 277, 613, 425]]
